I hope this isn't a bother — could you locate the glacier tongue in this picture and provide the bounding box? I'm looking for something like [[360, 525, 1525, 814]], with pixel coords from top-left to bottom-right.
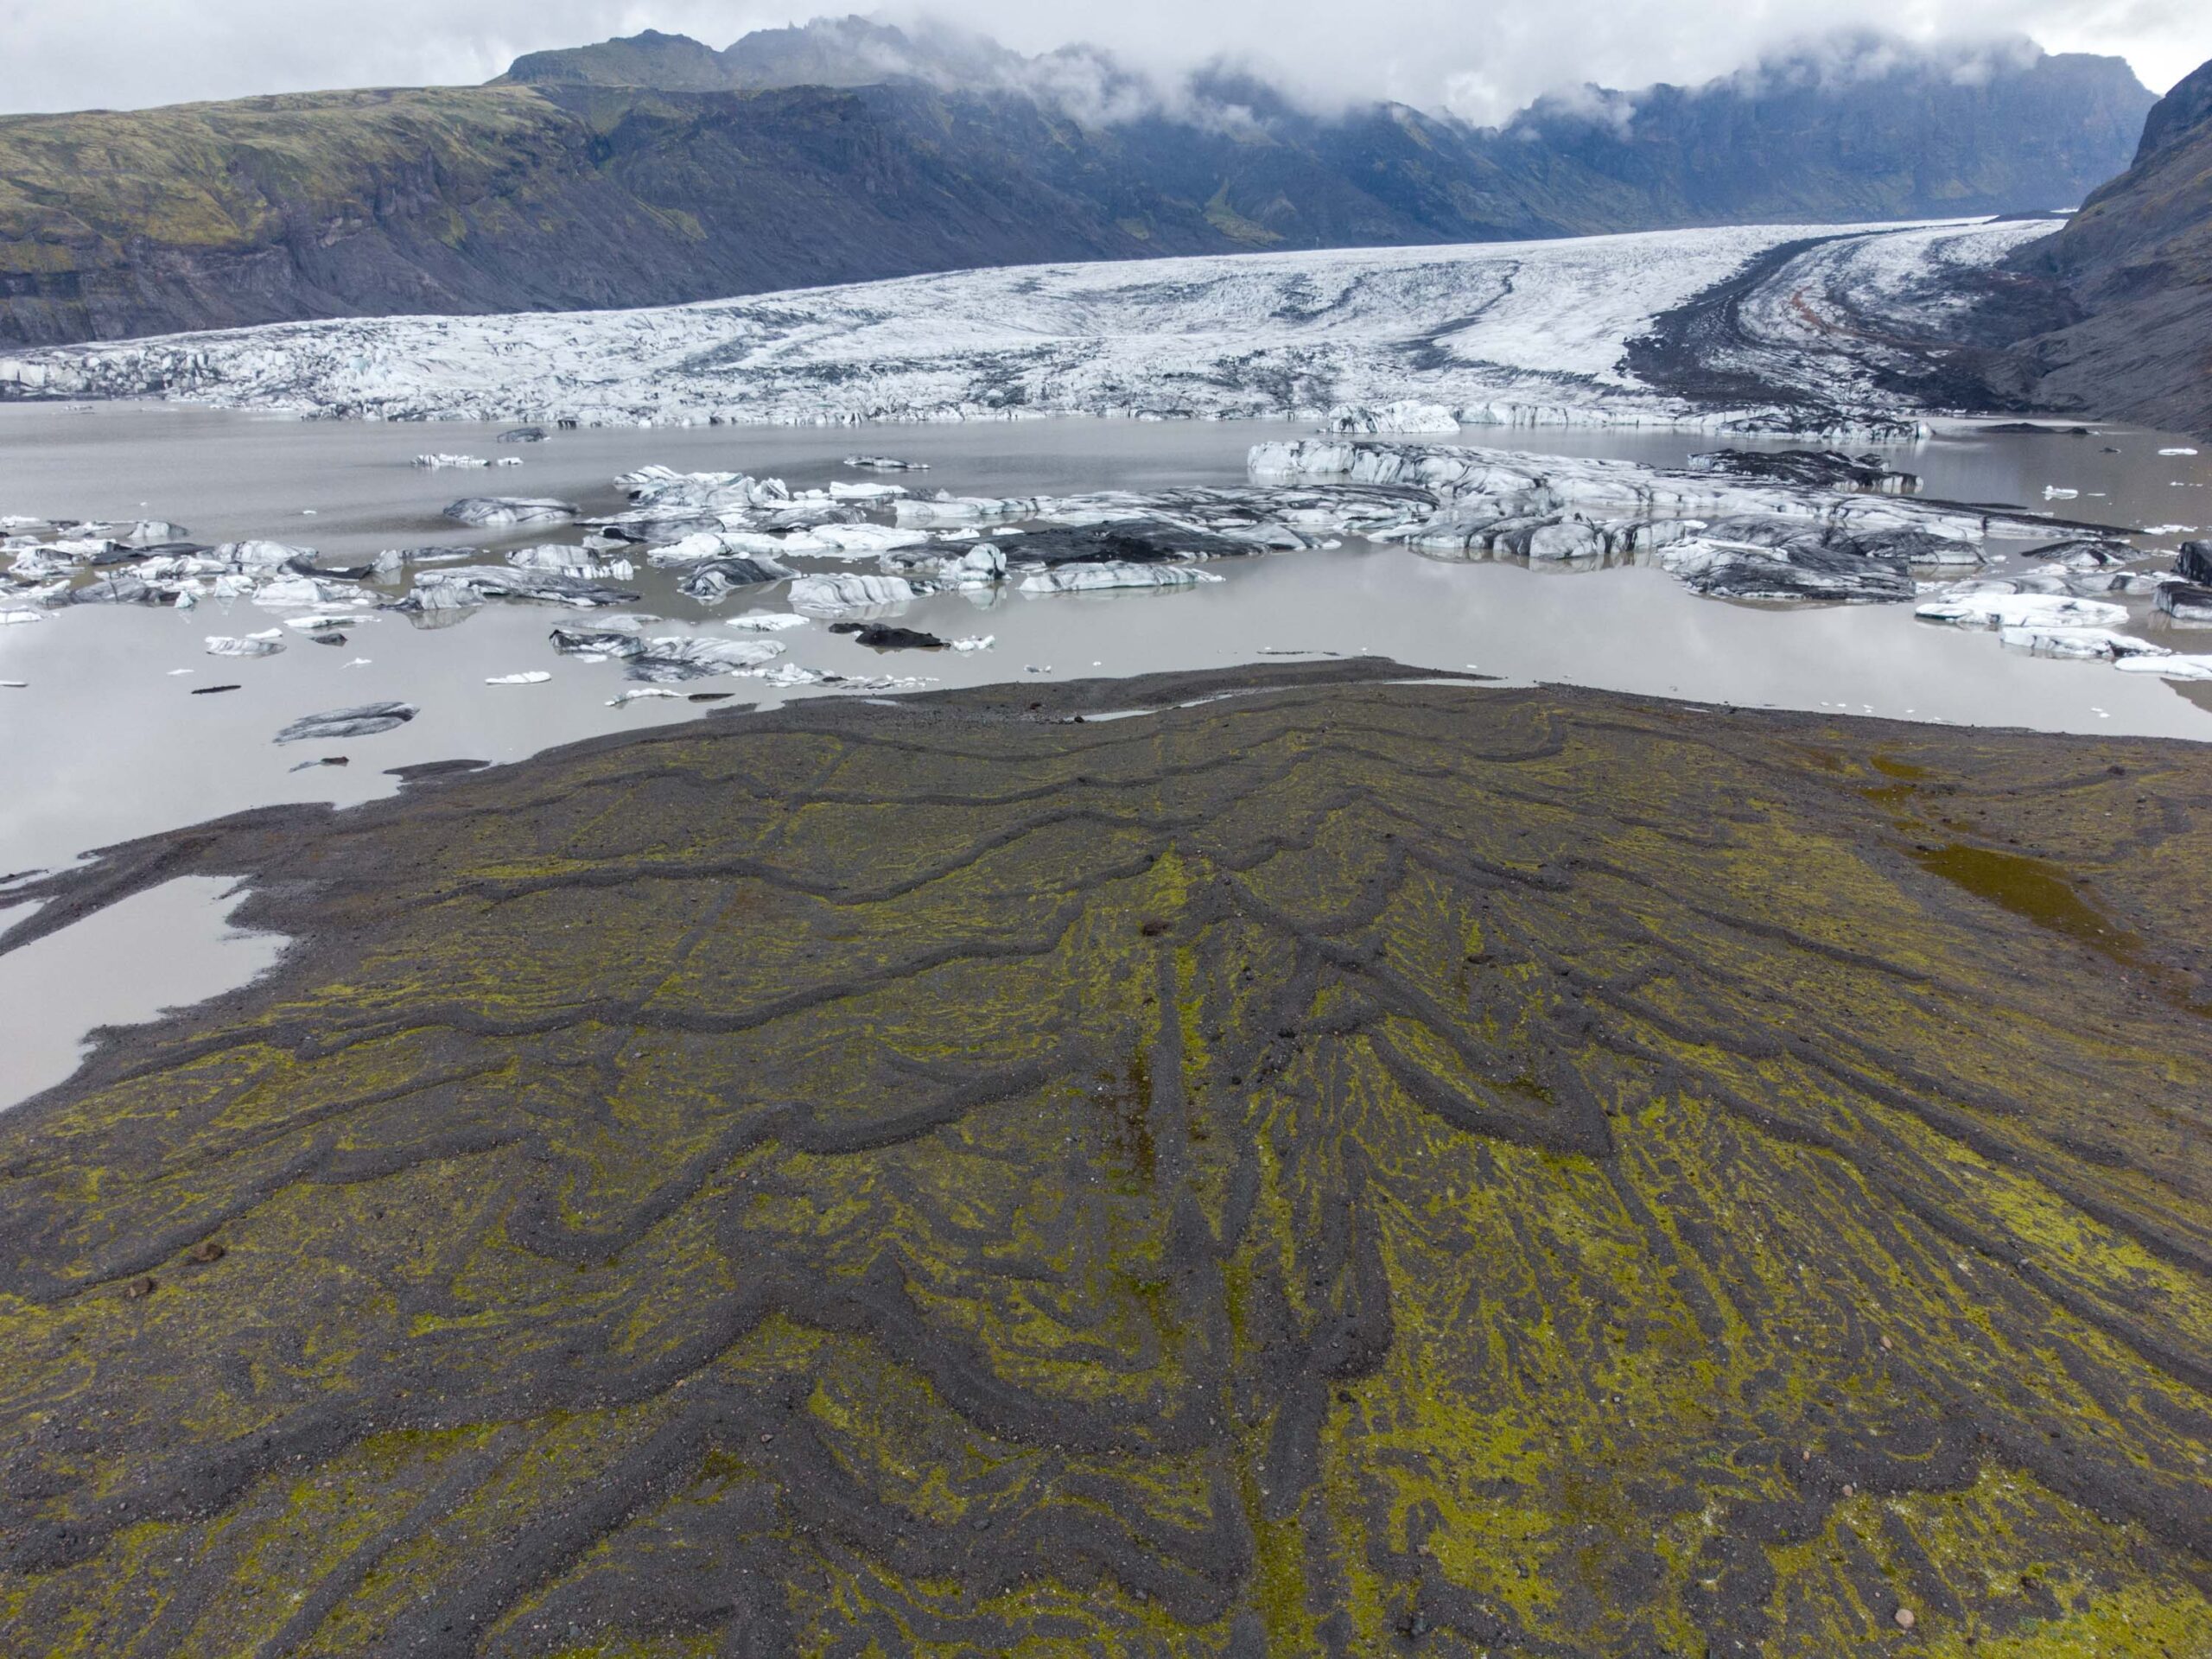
[[0, 219, 2037, 434]]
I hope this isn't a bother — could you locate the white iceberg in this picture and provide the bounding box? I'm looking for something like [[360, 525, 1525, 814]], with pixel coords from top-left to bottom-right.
[[1017, 563, 1226, 594], [789, 574, 917, 615]]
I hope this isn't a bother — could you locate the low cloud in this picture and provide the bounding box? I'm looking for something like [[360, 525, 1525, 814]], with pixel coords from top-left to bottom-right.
[[0, 0, 2202, 118]]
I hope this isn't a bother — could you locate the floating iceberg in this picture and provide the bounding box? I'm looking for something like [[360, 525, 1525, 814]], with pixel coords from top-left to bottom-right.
[[789, 574, 917, 615], [1018, 563, 1227, 594], [442, 498, 578, 529], [274, 702, 417, 743]]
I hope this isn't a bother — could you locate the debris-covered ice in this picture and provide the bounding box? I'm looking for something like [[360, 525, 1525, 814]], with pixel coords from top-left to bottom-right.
[[274, 702, 418, 744]]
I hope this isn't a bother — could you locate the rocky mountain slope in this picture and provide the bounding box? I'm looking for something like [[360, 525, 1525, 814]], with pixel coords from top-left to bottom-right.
[[1998, 57, 2212, 437], [0, 20, 2153, 348]]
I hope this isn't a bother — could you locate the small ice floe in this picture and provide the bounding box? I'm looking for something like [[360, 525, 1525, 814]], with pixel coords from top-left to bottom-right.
[[844, 455, 929, 472], [893, 494, 1040, 527], [789, 574, 916, 616], [1, 680, 25, 689], [741, 663, 828, 688], [486, 671, 552, 686], [274, 702, 417, 744], [1661, 539, 1916, 603], [2116, 652, 2212, 680], [794, 524, 936, 556], [827, 480, 906, 502], [253, 575, 368, 610], [442, 497, 578, 529], [0, 608, 44, 626], [726, 612, 809, 632], [1017, 563, 1226, 594], [1915, 591, 2128, 631], [400, 566, 640, 610], [205, 634, 284, 658], [378, 545, 476, 572], [2145, 524, 2200, 536], [550, 628, 786, 683], [952, 635, 995, 652], [607, 687, 683, 707], [937, 543, 1007, 588], [345, 658, 372, 668], [414, 454, 493, 469], [283, 613, 375, 632], [1999, 626, 2168, 661], [2159, 448, 2199, 457], [2043, 486, 2080, 500], [677, 556, 795, 602], [507, 544, 636, 578], [498, 426, 547, 444]]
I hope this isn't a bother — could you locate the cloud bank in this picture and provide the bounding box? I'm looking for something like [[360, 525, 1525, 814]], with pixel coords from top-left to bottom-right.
[[0, 0, 2201, 117]]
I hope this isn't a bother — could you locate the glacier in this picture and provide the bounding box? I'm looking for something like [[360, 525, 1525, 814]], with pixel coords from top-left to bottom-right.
[[0, 219, 2044, 433]]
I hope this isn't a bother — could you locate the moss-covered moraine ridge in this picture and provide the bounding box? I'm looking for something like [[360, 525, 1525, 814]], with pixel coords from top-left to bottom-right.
[[0, 661, 2206, 1656]]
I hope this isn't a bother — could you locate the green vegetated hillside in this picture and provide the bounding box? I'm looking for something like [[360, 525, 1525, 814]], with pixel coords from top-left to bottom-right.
[[0, 664, 2205, 1655], [0, 20, 2155, 346]]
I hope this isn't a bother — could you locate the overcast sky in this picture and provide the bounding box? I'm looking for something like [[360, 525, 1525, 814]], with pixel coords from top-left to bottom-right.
[[0, 0, 2204, 118]]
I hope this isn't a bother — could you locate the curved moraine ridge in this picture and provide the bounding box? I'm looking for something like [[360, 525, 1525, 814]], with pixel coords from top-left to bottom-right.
[[0, 661, 2207, 1656]]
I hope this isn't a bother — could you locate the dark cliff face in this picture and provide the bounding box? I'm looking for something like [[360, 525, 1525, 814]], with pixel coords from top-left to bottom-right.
[[1976, 56, 2212, 439], [0, 27, 2158, 349]]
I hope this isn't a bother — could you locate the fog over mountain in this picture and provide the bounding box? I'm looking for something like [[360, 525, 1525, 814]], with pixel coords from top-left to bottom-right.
[[0, 0, 2203, 115]]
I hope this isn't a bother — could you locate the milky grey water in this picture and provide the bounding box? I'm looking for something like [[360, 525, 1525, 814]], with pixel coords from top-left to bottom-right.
[[3, 404, 2209, 1108]]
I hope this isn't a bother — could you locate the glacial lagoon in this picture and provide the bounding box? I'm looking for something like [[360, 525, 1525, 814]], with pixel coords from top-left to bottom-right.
[[3, 404, 2209, 1106]]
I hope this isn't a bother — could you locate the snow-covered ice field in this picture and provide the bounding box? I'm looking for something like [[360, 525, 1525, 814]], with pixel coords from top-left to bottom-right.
[[0, 219, 2043, 430]]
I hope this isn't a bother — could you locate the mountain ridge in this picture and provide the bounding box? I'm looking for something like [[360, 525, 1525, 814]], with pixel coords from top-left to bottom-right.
[[0, 20, 2155, 349], [1942, 54, 2212, 438]]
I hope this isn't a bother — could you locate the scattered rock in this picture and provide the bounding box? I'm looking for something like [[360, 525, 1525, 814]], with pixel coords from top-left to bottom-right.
[[385, 760, 490, 782], [830, 622, 949, 650]]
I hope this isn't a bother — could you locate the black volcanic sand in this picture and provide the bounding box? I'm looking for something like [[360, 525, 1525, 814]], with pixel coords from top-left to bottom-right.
[[0, 660, 2207, 1657]]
